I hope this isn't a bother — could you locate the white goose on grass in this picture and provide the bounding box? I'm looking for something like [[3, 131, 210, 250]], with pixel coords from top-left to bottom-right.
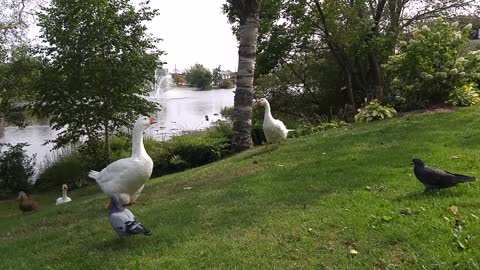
[[55, 184, 72, 205], [256, 98, 290, 143], [88, 116, 157, 205]]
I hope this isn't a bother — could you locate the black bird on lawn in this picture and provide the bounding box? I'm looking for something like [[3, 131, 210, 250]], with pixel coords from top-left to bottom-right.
[[412, 158, 476, 193]]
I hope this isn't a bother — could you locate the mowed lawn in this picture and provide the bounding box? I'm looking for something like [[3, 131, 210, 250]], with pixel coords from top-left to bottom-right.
[[2, 107, 480, 269]]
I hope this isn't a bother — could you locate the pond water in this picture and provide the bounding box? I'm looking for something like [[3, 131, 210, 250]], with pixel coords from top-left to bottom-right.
[[0, 87, 235, 168]]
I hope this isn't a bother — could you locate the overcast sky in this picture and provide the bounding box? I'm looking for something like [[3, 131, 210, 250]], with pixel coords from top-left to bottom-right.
[[142, 0, 239, 72]]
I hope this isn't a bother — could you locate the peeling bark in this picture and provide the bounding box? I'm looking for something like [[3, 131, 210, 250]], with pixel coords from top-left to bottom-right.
[[231, 1, 259, 153]]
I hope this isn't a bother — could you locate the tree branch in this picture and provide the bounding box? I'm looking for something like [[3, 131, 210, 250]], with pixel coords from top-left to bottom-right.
[[401, 0, 475, 29]]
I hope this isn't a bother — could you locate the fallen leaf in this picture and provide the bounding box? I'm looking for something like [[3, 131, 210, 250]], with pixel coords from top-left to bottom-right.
[[382, 215, 393, 222], [470, 213, 479, 220], [449, 205, 459, 215], [365, 185, 372, 191], [451, 154, 461, 159], [183, 187, 193, 190], [349, 249, 359, 255], [277, 164, 284, 167]]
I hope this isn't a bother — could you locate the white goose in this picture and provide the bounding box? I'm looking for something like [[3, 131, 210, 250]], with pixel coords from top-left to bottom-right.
[[256, 98, 289, 143], [88, 116, 157, 205], [55, 184, 72, 205]]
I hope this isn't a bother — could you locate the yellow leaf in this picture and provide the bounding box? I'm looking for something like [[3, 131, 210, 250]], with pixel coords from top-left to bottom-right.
[[449, 205, 459, 215]]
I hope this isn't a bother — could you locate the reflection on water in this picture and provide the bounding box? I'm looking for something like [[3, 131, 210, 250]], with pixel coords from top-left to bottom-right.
[[0, 125, 58, 168], [147, 88, 235, 140], [0, 87, 235, 167]]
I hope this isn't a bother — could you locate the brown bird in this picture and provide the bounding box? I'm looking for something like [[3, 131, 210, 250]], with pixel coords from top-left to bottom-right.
[[17, 191, 39, 213]]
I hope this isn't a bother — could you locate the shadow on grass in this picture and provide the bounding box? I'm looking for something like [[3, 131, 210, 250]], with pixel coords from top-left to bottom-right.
[[394, 188, 468, 201]]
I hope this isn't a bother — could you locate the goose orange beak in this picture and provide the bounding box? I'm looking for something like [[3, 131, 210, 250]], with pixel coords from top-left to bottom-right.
[[149, 116, 157, 124]]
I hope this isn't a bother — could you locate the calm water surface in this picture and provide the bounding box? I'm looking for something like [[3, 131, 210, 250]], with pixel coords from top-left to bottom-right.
[[0, 87, 234, 167]]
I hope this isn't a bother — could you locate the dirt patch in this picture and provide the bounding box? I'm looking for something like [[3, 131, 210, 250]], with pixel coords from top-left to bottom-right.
[[398, 105, 456, 116]]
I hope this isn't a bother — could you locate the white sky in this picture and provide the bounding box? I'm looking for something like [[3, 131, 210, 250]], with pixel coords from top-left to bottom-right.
[[26, 0, 239, 73], [142, 0, 239, 72]]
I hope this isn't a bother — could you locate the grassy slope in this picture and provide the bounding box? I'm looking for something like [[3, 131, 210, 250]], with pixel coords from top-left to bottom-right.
[[2, 107, 480, 269]]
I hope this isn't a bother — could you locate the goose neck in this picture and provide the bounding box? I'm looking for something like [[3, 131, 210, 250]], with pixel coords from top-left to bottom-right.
[[131, 127, 147, 157], [263, 102, 273, 121], [62, 189, 67, 199]]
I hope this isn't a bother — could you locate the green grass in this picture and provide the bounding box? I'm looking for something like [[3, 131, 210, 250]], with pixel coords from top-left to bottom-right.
[[2, 107, 480, 269]]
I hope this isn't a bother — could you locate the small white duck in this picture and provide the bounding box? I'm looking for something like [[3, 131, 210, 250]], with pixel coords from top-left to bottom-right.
[[88, 115, 157, 205], [256, 98, 289, 143], [55, 184, 72, 205]]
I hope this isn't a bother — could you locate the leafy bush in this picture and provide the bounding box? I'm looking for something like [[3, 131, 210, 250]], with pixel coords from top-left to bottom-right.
[[0, 143, 36, 195], [167, 132, 230, 170], [219, 79, 233, 89], [35, 147, 89, 191], [355, 100, 397, 123], [384, 19, 480, 109], [447, 83, 480, 106]]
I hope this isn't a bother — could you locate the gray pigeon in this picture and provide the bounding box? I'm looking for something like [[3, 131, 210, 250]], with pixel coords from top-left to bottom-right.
[[412, 158, 476, 193], [109, 194, 152, 237]]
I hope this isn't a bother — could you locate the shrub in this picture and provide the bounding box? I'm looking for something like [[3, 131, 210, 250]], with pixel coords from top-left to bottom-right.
[[385, 19, 480, 109], [0, 143, 36, 195], [167, 133, 230, 170], [219, 79, 233, 89], [35, 147, 89, 191], [355, 100, 397, 123], [144, 138, 170, 177], [447, 83, 480, 106]]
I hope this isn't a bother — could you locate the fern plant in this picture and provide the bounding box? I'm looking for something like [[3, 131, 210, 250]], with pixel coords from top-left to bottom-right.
[[355, 100, 397, 123], [447, 83, 480, 107]]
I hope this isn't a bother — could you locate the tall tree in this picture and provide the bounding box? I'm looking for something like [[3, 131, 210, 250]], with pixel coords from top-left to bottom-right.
[[0, 46, 42, 127], [0, 0, 37, 54], [34, 0, 163, 163], [243, 0, 477, 112], [212, 65, 222, 87], [224, 0, 260, 152], [185, 63, 212, 89], [0, 0, 40, 126]]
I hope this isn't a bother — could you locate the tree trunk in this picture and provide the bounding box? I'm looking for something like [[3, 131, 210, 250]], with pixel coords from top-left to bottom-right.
[[368, 52, 384, 101], [231, 1, 260, 153], [345, 67, 355, 110], [104, 120, 111, 165]]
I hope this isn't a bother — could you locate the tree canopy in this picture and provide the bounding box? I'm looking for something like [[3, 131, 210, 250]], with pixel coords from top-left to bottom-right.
[[224, 0, 480, 120], [34, 0, 163, 161], [185, 64, 212, 90], [0, 0, 41, 126]]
